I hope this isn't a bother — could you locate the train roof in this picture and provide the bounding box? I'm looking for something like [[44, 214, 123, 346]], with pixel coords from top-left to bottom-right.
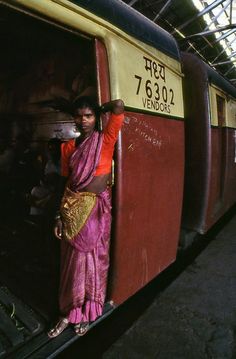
[[206, 64, 236, 99], [70, 0, 180, 61], [182, 52, 236, 99]]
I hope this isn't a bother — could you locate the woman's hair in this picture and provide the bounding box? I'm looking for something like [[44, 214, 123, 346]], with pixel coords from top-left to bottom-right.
[[72, 96, 100, 131], [73, 95, 100, 119]]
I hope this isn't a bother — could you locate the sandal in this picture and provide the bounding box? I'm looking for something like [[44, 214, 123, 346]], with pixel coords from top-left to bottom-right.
[[47, 318, 69, 338], [74, 322, 89, 336]]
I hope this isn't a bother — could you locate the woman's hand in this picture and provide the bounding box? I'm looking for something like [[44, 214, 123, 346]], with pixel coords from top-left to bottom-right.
[[100, 99, 124, 115], [54, 219, 63, 239]]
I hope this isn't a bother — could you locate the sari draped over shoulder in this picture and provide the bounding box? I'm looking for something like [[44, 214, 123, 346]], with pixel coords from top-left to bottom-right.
[[59, 131, 112, 323]]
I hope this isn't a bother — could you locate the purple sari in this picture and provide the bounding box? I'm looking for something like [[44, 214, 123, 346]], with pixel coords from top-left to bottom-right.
[[59, 132, 112, 323]]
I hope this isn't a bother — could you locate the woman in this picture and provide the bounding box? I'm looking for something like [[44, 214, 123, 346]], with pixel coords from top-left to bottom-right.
[[48, 97, 124, 337]]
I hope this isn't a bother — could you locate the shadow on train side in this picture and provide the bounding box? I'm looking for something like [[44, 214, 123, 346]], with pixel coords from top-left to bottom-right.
[[0, 1, 235, 358]]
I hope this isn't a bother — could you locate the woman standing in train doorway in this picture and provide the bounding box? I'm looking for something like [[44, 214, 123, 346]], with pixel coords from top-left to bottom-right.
[[48, 96, 124, 337]]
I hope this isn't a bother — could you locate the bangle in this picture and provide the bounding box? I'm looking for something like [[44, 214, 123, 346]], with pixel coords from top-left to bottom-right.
[[55, 214, 61, 221]]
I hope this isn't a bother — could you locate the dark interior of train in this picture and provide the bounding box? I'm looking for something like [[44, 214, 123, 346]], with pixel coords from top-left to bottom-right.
[[0, 5, 96, 322]]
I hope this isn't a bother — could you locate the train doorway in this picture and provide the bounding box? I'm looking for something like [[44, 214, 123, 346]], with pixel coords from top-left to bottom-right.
[[0, 4, 98, 320]]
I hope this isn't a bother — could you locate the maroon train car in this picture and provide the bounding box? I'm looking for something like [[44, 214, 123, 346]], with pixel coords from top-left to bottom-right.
[[181, 52, 236, 234]]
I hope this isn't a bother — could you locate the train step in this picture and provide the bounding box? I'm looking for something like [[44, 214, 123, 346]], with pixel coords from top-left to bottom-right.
[[0, 287, 44, 358]]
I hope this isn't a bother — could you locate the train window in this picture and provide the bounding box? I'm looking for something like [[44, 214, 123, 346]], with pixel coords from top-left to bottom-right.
[[0, 6, 97, 317], [216, 94, 225, 127]]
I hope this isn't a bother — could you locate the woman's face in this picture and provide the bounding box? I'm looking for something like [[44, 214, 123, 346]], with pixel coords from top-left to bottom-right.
[[74, 107, 96, 137]]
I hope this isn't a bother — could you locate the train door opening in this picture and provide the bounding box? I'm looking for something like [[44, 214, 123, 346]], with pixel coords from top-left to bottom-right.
[[0, 5, 98, 320]]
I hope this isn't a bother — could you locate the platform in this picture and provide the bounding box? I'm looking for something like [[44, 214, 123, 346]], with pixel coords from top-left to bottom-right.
[[103, 212, 236, 358]]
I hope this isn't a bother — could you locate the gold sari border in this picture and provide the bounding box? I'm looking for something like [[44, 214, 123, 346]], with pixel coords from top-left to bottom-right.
[[60, 187, 97, 241]]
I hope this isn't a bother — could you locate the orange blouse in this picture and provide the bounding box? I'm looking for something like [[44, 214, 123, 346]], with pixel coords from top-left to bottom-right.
[[61, 113, 124, 177]]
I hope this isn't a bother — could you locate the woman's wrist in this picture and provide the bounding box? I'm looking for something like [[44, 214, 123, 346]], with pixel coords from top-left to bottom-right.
[[101, 99, 124, 115], [112, 100, 124, 115]]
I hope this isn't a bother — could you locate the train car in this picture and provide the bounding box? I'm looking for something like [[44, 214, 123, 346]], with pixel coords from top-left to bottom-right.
[[181, 52, 236, 235], [0, 0, 184, 356], [2, 0, 235, 357]]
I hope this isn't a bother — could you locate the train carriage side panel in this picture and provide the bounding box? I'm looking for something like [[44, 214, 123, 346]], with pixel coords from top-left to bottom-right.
[[225, 99, 236, 206], [182, 52, 236, 234], [206, 83, 236, 228], [110, 112, 184, 305]]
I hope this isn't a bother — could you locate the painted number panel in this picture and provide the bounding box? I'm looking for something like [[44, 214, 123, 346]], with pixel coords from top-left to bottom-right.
[[112, 41, 184, 118]]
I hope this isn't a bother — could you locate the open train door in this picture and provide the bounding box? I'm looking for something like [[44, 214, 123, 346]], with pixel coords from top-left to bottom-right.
[[95, 38, 185, 306]]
